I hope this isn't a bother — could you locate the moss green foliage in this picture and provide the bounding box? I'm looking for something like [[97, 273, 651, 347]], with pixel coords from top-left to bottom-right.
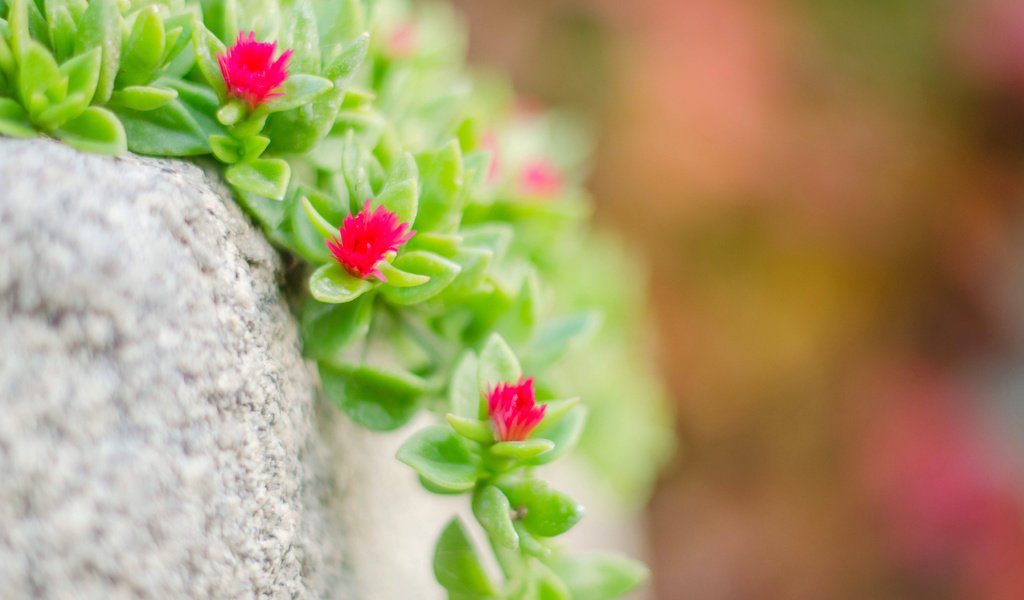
[[0, 0, 672, 596]]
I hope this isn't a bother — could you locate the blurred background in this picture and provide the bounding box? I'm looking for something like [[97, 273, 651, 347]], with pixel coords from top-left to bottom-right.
[[448, 0, 1024, 598]]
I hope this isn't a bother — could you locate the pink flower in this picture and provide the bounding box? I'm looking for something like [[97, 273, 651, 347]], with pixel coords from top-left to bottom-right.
[[326, 200, 414, 281], [218, 31, 293, 109], [389, 23, 417, 57], [486, 377, 546, 442], [519, 160, 563, 196]]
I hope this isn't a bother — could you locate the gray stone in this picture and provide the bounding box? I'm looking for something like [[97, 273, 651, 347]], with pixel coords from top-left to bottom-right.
[[0, 138, 452, 599]]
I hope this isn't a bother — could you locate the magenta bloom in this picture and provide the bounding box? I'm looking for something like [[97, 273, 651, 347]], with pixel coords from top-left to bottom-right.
[[218, 31, 293, 109], [326, 200, 414, 281], [389, 23, 417, 57], [519, 160, 563, 196], [487, 377, 546, 442]]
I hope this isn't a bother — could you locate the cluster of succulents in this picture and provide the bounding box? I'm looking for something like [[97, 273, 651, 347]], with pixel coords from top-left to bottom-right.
[[0, 0, 672, 596]]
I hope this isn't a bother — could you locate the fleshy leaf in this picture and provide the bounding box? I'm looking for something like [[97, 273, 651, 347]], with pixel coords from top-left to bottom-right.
[[0, 98, 35, 137], [301, 196, 339, 240], [490, 439, 554, 460], [533, 563, 572, 600], [446, 414, 494, 444], [477, 333, 522, 392], [264, 74, 333, 113], [374, 178, 418, 225], [378, 250, 460, 305], [59, 47, 101, 108], [118, 5, 164, 86], [414, 139, 464, 232], [191, 22, 227, 100], [498, 478, 584, 538], [225, 158, 290, 200], [320, 361, 425, 431], [209, 134, 241, 163], [432, 518, 500, 598], [396, 425, 480, 492], [376, 261, 429, 287], [18, 42, 62, 119], [472, 485, 518, 550], [549, 553, 650, 600], [308, 263, 373, 304], [524, 312, 601, 372], [526, 406, 587, 466], [109, 86, 177, 111], [74, 0, 120, 104], [448, 350, 481, 419], [55, 106, 126, 155], [301, 295, 372, 361], [323, 31, 368, 83]]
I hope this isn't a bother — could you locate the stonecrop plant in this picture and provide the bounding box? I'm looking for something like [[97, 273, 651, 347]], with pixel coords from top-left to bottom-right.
[[0, 0, 673, 597]]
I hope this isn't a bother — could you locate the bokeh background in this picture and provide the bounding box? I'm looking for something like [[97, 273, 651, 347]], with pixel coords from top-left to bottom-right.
[[448, 0, 1024, 598]]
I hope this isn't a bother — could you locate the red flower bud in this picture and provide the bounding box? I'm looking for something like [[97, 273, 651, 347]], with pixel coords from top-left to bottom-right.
[[326, 200, 414, 281], [487, 377, 546, 442]]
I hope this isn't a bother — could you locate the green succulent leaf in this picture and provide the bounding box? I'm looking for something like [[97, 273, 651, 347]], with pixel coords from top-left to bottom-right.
[[49, 8, 78, 63], [445, 414, 494, 444], [397, 424, 480, 493], [472, 485, 518, 550], [198, 0, 238, 44], [432, 518, 500, 599], [109, 85, 177, 111], [264, 86, 343, 154], [301, 196, 339, 240], [449, 351, 481, 419], [35, 91, 89, 132], [208, 133, 241, 163], [116, 98, 210, 155], [323, 31, 368, 83], [490, 439, 554, 460], [414, 139, 464, 233], [264, 74, 333, 113], [497, 478, 583, 538], [225, 158, 290, 200], [55, 106, 126, 155], [549, 553, 650, 600], [379, 250, 461, 306], [279, 0, 320, 73], [477, 334, 522, 391], [60, 47, 101, 107], [376, 261, 430, 288], [460, 223, 513, 260], [533, 563, 572, 600], [192, 21, 226, 100], [73, 0, 120, 104], [374, 178, 418, 225], [441, 246, 492, 300], [290, 193, 334, 263], [526, 406, 587, 466], [118, 5, 164, 86], [537, 398, 580, 430], [216, 100, 244, 126], [301, 295, 373, 361], [514, 522, 552, 559], [0, 98, 35, 137], [320, 361, 425, 431], [308, 263, 373, 304], [524, 311, 601, 372], [18, 41, 62, 120], [408, 232, 462, 257]]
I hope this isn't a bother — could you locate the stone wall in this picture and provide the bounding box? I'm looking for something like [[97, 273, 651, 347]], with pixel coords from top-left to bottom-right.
[[0, 138, 459, 599]]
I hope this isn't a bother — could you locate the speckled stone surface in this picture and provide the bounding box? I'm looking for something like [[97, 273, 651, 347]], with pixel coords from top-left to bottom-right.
[[0, 138, 453, 599]]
